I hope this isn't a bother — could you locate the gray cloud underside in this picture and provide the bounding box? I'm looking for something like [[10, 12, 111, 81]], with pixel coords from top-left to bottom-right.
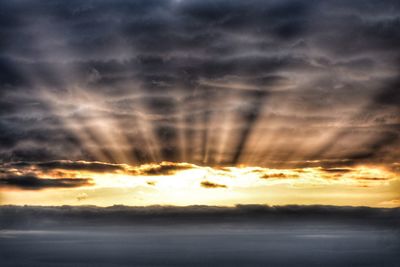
[[1, 0, 399, 166], [6, 160, 125, 172], [0, 175, 93, 190]]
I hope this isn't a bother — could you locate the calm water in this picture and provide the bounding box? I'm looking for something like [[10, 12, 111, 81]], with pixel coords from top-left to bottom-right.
[[1, 223, 399, 267]]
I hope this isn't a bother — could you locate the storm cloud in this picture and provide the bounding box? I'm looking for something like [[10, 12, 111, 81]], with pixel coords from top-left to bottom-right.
[[0, 0, 399, 168]]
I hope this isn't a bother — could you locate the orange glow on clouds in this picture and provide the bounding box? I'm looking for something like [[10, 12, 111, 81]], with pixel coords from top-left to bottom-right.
[[1, 161, 399, 207]]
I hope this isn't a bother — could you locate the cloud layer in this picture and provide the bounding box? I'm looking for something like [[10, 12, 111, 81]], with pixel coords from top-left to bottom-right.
[[0, 0, 399, 168], [1, 204, 399, 229], [0, 175, 93, 190]]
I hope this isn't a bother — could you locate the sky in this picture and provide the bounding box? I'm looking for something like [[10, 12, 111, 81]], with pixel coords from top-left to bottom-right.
[[0, 0, 400, 207]]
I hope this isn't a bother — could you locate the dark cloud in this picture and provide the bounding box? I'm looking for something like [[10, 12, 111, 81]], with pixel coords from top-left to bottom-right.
[[322, 168, 352, 173], [241, 159, 359, 170], [0, 0, 399, 167], [32, 160, 125, 172], [136, 162, 194, 176], [309, 64, 400, 162], [200, 180, 227, 188], [0, 204, 398, 229], [260, 173, 299, 179], [357, 177, 389, 181], [0, 175, 93, 190], [146, 181, 156, 186], [0, 57, 29, 88]]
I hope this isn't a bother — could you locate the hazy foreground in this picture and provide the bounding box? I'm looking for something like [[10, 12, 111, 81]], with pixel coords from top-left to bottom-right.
[[1, 205, 399, 267]]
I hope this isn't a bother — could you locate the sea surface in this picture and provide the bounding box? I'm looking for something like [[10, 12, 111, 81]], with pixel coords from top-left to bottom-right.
[[1, 222, 399, 266]]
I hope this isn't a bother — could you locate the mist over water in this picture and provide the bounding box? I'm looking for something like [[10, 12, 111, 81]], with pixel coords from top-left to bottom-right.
[[1, 223, 399, 267]]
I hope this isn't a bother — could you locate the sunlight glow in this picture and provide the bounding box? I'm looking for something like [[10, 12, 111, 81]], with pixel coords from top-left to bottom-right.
[[1, 161, 398, 207]]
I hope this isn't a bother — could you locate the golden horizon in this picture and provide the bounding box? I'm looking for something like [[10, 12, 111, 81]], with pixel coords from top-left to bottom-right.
[[1, 160, 399, 208]]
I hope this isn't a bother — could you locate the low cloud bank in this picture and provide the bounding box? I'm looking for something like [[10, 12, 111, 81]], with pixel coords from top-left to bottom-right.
[[0, 205, 399, 229]]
